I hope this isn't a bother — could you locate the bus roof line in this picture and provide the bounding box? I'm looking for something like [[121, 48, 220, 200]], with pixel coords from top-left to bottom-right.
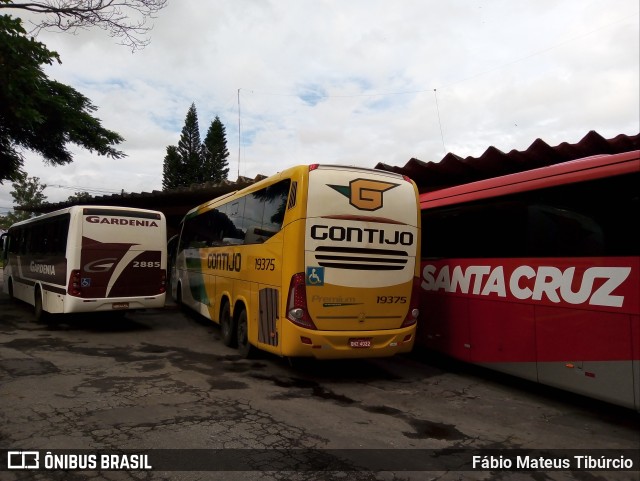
[[420, 150, 639, 205]]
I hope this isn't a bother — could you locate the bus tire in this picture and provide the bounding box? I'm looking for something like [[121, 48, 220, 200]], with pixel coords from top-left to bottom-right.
[[34, 287, 48, 322], [175, 282, 183, 306], [220, 301, 236, 347], [236, 308, 254, 359]]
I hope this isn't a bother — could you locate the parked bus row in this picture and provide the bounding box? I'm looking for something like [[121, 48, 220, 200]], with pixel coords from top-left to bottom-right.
[[1, 165, 422, 361], [2, 151, 637, 411]]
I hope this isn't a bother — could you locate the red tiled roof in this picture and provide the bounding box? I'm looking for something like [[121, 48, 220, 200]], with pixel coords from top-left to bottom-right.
[[375, 130, 640, 193]]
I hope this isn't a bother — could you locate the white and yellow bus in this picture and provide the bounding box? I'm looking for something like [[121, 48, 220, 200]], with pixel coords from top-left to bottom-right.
[[1, 206, 167, 320], [171, 164, 421, 359]]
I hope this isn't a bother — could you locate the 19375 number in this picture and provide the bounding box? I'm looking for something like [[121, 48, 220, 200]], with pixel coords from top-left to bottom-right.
[[376, 296, 407, 304], [255, 258, 275, 271]]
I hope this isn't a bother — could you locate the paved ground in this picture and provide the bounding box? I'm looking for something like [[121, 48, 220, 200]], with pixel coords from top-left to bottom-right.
[[0, 273, 638, 480]]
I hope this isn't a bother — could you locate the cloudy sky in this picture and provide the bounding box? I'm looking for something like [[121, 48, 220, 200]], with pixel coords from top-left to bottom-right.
[[1, 0, 638, 214]]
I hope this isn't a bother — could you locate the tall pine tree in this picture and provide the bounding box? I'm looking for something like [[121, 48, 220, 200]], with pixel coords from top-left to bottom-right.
[[203, 116, 230, 184], [162, 145, 182, 190], [162, 104, 231, 190], [177, 103, 203, 185]]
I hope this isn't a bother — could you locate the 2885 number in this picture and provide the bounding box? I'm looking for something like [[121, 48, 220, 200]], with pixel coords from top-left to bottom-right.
[[133, 261, 161, 268]]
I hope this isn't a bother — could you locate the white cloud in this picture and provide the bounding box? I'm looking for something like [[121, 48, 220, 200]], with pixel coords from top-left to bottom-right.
[[1, 0, 638, 213]]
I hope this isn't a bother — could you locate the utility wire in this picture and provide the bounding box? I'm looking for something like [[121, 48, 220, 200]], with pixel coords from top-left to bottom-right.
[[47, 184, 121, 195]]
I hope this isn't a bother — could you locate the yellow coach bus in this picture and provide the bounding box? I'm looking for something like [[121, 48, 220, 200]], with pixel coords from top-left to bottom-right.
[[171, 164, 421, 359]]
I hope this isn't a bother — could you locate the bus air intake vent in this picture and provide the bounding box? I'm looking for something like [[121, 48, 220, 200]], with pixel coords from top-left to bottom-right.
[[287, 181, 298, 210], [313, 246, 408, 270]]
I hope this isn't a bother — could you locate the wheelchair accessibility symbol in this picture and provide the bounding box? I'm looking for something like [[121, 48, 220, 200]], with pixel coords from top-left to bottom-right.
[[306, 267, 325, 286]]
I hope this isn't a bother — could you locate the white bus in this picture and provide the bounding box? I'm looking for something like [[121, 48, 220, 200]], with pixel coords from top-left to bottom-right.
[[1, 206, 167, 319]]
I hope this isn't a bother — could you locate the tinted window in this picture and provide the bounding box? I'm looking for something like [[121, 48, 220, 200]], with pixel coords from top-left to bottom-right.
[[180, 178, 292, 249], [422, 172, 638, 258]]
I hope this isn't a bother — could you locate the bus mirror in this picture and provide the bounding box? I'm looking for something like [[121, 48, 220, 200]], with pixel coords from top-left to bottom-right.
[[0, 233, 7, 263]]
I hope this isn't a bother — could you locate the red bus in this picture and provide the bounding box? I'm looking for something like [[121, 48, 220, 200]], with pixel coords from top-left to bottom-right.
[[418, 149, 639, 410]]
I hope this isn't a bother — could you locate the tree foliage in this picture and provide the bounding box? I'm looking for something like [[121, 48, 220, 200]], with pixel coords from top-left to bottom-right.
[[163, 104, 230, 190], [203, 116, 230, 184], [0, 0, 167, 52], [0, 14, 125, 183], [176, 103, 203, 185], [66, 191, 92, 203], [0, 172, 47, 228], [161, 145, 182, 190]]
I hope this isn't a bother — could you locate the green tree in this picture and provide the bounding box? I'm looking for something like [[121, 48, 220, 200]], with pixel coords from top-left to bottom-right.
[[203, 116, 230, 184], [177, 103, 203, 185], [0, 14, 125, 183], [66, 191, 92, 203], [163, 103, 204, 189], [163, 105, 232, 190], [0, 172, 47, 228], [162, 145, 183, 190]]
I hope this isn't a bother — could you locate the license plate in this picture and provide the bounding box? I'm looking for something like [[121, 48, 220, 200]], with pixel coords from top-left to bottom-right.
[[349, 338, 372, 348], [112, 302, 129, 310]]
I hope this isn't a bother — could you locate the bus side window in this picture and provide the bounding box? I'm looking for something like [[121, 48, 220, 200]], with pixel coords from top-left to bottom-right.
[[527, 204, 604, 257], [0, 233, 7, 262], [243, 192, 266, 244], [262, 179, 290, 235], [54, 215, 70, 255], [223, 198, 246, 245]]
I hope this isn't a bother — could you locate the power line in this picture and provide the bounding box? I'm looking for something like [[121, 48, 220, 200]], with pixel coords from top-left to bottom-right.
[[46, 184, 122, 195]]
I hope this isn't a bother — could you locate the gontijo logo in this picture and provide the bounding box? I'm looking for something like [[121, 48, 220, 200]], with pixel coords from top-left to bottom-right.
[[328, 179, 399, 211]]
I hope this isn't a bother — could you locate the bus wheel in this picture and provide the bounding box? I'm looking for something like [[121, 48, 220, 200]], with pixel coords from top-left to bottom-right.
[[236, 308, 254, 359], [220, 301, 237, 347], [175, 282, 184, 308], [34, 288, 48, 322]]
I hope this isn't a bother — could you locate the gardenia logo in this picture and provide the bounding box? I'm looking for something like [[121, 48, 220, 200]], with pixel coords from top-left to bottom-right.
[[30, 261, 55, 276], [85, 216, 159, 227]]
